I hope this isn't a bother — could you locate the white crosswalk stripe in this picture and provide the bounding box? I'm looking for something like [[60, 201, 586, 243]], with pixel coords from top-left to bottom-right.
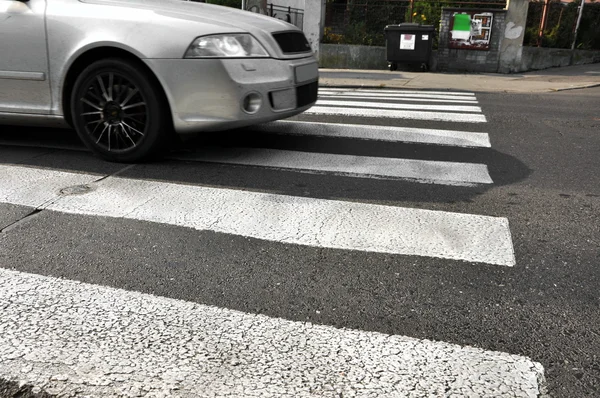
[[306, 106, 488, 122], [316, 99, 482, 113], [0, 267, 544, 397], [172, 147, 492, 186], [319, 91, 478, 102], [320, 88, 476, 96], [257, 121, 491, 147], [319, 94, 479, 104]]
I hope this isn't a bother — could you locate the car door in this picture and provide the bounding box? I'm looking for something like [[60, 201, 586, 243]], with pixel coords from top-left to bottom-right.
[[0, 0, 51, 114]]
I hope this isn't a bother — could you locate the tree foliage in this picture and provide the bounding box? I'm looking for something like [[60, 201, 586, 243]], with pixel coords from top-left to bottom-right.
[[525, 0, 600, 49]]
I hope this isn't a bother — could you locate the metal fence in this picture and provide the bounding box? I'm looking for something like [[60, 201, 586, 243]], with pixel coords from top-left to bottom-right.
[[323, 0, 506, 47], [267, 4, 305, 29], [525, 0, 600, 50]]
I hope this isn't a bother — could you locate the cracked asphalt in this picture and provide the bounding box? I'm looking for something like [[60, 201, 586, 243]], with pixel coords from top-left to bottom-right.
[[0, 87, 599, 397]]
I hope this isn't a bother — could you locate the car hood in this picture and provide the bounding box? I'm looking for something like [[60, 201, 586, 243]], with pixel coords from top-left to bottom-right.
[[81, 0, 296, 34]]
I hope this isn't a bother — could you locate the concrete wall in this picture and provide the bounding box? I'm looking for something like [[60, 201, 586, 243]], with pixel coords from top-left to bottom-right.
[[319, 43, 600, 72], [521, 47, 600, 71], [436, 8, 506, 73], [302, 0, 325, 55], [498, 0, 529, 73], [318, 43, 600, 72], [319, 44, 388, 70]]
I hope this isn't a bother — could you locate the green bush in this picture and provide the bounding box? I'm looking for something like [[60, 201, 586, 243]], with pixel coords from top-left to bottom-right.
[[526, 0, 600, 50]]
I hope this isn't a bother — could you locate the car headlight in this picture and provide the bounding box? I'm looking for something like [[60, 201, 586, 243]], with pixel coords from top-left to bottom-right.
[[184, 34, 269, 58]]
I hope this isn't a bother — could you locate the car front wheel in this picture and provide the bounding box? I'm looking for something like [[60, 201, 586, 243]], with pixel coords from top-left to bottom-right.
[[70, 58, 171, 163]]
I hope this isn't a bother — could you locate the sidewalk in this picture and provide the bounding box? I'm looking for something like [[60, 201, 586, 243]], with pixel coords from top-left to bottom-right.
[[319, 63, 600, 93]]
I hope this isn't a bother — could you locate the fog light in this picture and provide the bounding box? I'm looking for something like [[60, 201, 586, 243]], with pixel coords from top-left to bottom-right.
[[242, 93, 262, 114]]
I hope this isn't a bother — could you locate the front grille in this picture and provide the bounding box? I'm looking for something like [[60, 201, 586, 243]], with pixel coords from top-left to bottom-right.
[[272, 31, 312, 54], [296, 81, 318, 108]]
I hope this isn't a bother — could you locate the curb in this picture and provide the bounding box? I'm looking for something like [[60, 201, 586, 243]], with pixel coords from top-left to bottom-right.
[[550, 82, 600, 92], [318, 82, 600, 93], [318, 84, 472, 92]]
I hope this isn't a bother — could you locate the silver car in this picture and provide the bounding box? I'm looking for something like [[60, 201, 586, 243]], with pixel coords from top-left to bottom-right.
[[0, 0, 318, 162]]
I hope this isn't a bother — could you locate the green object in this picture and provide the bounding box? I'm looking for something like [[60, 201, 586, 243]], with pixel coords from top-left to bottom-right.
[[453, 14, 471, 32]]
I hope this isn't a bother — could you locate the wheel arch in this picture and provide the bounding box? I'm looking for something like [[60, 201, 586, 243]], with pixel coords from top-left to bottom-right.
[[61, 46, 172, 128]]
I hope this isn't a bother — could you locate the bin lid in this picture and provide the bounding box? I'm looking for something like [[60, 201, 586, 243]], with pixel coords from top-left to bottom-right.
[[384, 23, 434, 31]]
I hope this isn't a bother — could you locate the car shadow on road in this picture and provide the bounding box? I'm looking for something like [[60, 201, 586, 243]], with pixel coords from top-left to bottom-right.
[[0, 123, 532, 207]]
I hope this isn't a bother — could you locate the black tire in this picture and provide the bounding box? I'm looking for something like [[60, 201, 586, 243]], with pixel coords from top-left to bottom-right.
[[389, 62, 398, 71], [70, 58, 172, 163]]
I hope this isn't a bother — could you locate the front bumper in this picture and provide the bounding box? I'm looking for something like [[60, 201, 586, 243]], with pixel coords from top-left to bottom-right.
[[143, 57, 318, 134]]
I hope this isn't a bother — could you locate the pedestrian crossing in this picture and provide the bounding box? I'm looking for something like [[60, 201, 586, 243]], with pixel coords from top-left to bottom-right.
[[308, 88, 488, 122], [171, 90, 492, 185], [0, 88, 543, 397], [0, 88, 511, 265]]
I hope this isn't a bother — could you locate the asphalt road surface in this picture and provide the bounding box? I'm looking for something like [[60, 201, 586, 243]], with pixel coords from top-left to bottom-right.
[[0, 86, 598, 397]]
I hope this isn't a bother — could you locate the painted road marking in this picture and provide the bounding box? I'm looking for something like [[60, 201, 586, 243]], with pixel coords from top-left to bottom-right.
[[320, 88, 477, 96], [319, 91, 478, 102], [319, 94, 479, 104], [306, 106, 488, 123], [171, 147, 493, 186], [0, 165, 515, 266], [316, 99, 482, 113], [0, 267, 545, 397], [258, 121, 492, 148], [0, 165, 101, 208]]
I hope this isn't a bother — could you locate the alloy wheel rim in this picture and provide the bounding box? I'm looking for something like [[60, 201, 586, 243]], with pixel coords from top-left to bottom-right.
[[79, 72, 148, 152]]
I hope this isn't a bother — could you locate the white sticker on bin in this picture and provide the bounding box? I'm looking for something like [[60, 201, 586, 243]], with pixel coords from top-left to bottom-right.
[[400, 34, 416, 50]]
